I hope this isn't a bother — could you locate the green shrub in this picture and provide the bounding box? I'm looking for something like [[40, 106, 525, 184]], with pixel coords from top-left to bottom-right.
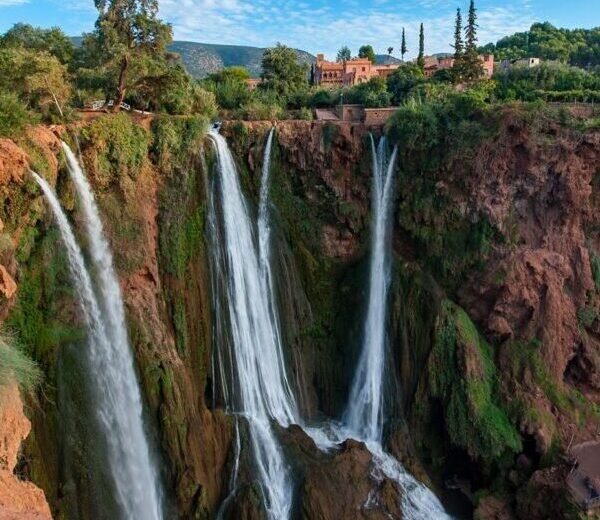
[[0, 330, 42, 397], [79, 113, 150, 188], [205, 77, 251, 110], [0, 90, 35, 137]]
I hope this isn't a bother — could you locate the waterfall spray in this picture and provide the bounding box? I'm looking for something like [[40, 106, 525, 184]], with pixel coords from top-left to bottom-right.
[[36, 154, 163, 520]]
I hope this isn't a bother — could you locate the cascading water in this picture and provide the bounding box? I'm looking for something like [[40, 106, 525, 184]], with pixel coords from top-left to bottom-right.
[[36, 152, 163, 520], [207, 128, 297, 519], [339, 137, 451, 519], [209, 128, 449, 519], [344, 135, 397, 443]]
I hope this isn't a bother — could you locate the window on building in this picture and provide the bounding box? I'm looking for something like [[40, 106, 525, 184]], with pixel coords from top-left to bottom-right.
[[362, 67, 366, 72]]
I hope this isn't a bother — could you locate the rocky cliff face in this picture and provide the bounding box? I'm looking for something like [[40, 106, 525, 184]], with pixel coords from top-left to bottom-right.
[[0, 383, 52, 520], [0, 109, 599, 519]]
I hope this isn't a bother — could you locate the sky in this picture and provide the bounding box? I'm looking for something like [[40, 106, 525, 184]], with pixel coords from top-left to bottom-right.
[[1, 0, 600, 59]]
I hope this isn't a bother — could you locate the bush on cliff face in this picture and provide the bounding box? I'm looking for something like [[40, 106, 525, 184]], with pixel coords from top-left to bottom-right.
[[416, 301, 521, 467], [0, 330, 42, 398], [0, 90, 36, 137], [79, 113, 150, 188]]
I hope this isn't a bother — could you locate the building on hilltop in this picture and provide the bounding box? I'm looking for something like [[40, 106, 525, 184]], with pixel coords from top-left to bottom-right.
[[500, 57, 541, 71], [315, 52, 495, 86], [423, 53, 494, 79], [314, 54, 401, 87]]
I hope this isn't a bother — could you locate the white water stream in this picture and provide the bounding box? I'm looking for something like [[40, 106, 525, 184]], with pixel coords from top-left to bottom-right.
[[207, 129, 297, 519], [36, 147, 163, 520], [208, 129, 450, 519], [344, 135, 398, 443]]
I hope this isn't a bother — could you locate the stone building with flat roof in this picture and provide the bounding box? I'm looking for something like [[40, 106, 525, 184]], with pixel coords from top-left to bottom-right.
[[315, 54, 401, 87]]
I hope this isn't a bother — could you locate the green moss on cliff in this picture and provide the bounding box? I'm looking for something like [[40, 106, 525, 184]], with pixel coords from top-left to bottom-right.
[[416, 301, 521, 467], [151, 116, 208, 174], [504, 339, 600, 433], [79, 114, 149, 188], [154, 119, 207, 280], [385, 97, 503, 294], [7, 227, 84, 360]]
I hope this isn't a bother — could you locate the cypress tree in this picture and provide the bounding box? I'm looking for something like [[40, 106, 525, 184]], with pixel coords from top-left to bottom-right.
[[417, 23, 425, 69], [452, 8, 464, 81], [401, 27, 407, 61], [463, 0, 483, 81]]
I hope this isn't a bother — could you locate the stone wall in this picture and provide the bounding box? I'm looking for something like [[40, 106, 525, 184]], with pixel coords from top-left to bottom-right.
[[363, 107, 398, 126]]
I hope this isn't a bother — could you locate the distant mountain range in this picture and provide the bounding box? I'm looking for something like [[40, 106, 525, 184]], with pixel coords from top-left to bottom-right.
[[71, 38, 405, 79], [172, 45, 408, 78], [169, 42, 314, 78]]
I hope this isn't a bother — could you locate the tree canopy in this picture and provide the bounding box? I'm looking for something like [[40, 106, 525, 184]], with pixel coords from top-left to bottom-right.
[[89, 0, 173, 108], [417, 24, 425, 69], [387, 63, 426, 104], [260, 43, 308, 97], [358, 45, 376, 63], [0, 48, 71, 118], [337, 46, 351, 63], [481, 22, 600, 68], [0, 23, 74, 64], [462, 0, 483, 82]]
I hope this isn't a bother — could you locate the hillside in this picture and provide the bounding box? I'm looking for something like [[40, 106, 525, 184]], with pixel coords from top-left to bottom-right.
[[169, 41, 315, 78], [481, 22, 600, 67], [374, 54, 403, 65], [71, 38, 404, 79]]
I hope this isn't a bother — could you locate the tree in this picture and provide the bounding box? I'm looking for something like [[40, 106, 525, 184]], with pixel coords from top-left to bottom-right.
[[207, 66, 250, 83], [204, 66, 251, 110], [91, 0, 173, 109], [387, 62, 425, 104], [452, 8, 464, 81], [0, 48, 71, 118], [260, 43, 308, 97], [401, 28, 407, 61], [417, 23, 425, 69], [358, 45, 376, 63], [346, 76, 392, 107], [337, 45, 351, 63], [0, 23, 74, 64], [462, 0, 483, 81]]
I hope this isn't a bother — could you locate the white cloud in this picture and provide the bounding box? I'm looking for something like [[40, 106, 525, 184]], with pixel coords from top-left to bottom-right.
[[156, 0, 534, 59]]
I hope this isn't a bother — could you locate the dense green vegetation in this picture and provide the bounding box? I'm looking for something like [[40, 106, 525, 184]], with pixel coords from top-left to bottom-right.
[[1, 0, 598, 125], [417, 300, 521, 466], [494, 61, 600, 101], [481, 22, 600, 68], [0, 3, 217, 126]]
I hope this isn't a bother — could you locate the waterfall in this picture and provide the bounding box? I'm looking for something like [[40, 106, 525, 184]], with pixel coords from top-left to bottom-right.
[[344, 135, 397, 443], [339, 137, 451, 519], [35, 160, 162, 520], [207, 129, 297, 519], [208, 129, 449, 519]]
